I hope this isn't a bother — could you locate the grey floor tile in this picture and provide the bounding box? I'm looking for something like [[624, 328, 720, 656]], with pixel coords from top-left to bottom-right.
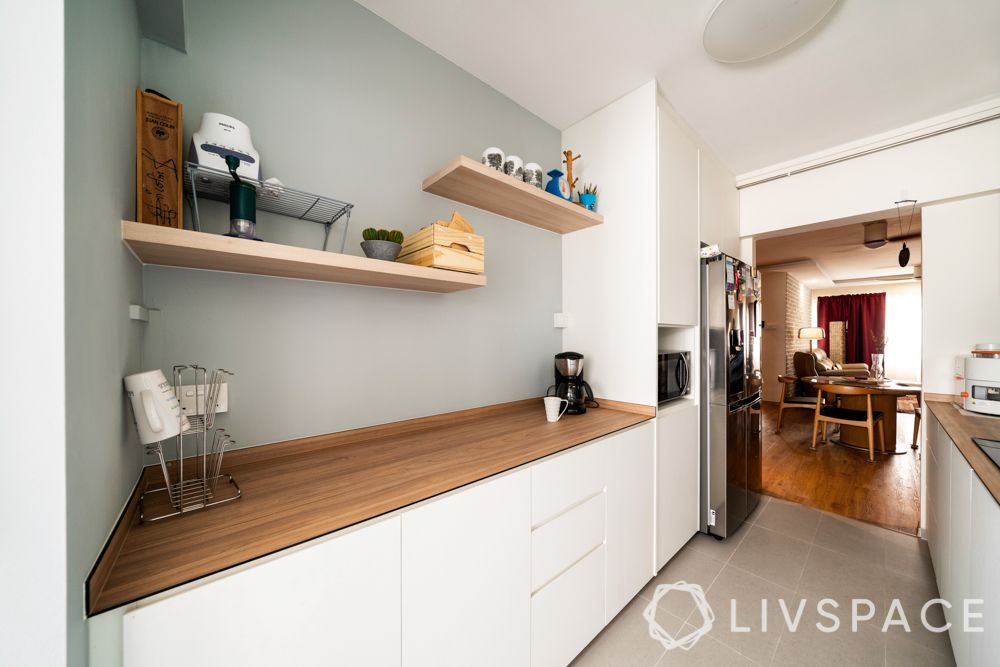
[[880, 569, 954, 657], [572, 596, 674, 667], [796, 545, 888, 608], [685, 527, 749, 563], [886, 631, 955, 667], [771, 617, 887, 667], [729, 525, 812, 590], [655, 625, 758, 666], [746, 494, 772, 525], [701, 564, 793, 664], [754, 497, 822, 543], [640, 546, 726, 620], [883, 530, 936, 583], [814, 514, 887, 563]]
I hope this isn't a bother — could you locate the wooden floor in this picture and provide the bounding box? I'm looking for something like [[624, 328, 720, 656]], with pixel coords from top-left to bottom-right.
[[761, 402, 921, 535]]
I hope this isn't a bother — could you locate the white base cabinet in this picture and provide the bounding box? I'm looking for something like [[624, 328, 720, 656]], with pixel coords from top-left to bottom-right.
[[970, 475, 1000, 665], [925, 411, 1000, 667], [402, 469, 531, 667], [113, 422, 660, 667], [122, 515, 402, 667], [606, 422, 656, 620], [656, 400, 700, 570]]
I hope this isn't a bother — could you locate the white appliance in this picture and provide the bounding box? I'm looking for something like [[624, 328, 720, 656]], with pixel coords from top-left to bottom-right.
[[124, 370, 191, 445], [188, 112, 261, 180], [963, 343, 1000, 416]]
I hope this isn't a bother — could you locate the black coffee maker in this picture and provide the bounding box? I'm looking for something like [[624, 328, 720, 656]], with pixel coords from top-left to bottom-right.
[[550, 352, 596, 415]]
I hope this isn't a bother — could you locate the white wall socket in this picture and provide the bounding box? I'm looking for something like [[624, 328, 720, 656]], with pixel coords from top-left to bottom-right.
[[178, 383, 229, 416]]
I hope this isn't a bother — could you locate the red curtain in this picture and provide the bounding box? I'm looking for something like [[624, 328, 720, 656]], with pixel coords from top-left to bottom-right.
[[816, 293, 886, 364]]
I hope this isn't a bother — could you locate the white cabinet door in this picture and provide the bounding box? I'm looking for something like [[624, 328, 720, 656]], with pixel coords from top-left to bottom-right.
[[656, 401, 700, 570], [123, 516, 402, 667], [969, 475, 1000, 666], [605, 422, 656, 620], [926, 416, 952, 590], [947, 443, 973, 666], [698, 149, 740, 258], [531, 544, 606, 667], [657, 106, 700, 326], [401, 470, 531, 667]]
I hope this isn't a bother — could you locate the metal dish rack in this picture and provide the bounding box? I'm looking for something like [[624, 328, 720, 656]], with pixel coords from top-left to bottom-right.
[[140, 365, 242, 522], [183, 162, 354, 252]]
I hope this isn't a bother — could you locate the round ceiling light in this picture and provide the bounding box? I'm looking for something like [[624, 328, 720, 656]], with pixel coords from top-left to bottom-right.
[[703, 0, 840, 63]]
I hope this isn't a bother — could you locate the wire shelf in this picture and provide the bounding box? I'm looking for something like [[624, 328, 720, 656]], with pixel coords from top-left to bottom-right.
[[183, 162, 354, 252]]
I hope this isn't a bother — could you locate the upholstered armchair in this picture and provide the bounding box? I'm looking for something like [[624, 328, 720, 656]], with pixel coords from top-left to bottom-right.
[[793, 349, 871, 379], [793, 350, 870, 395]]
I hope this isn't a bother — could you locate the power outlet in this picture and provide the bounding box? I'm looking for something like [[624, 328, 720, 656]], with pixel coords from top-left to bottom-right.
[[178, 383, 229, 416]]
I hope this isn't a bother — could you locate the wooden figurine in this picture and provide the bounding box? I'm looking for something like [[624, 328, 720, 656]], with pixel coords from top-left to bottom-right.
[[562, 149, 581, 201]]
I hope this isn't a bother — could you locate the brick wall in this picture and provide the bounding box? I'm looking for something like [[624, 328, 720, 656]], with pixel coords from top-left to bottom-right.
[[784, 274, 812, 395]]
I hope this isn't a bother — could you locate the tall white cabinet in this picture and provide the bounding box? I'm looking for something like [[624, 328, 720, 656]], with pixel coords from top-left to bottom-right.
[[561, 80, 739, 581], [657, 103, 699, 327]]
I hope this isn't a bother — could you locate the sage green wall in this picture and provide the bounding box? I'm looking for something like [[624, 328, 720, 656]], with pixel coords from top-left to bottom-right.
[[139, 0, 562, 447], [65, 0, 144, 664]]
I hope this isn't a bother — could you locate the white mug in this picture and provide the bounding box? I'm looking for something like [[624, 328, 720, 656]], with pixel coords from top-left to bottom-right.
[[543, 396, 569, 422], [124, 370, 190, 445]]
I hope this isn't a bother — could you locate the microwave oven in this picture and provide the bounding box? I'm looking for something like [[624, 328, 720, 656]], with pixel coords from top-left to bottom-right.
[[658, 351, 691, 403]]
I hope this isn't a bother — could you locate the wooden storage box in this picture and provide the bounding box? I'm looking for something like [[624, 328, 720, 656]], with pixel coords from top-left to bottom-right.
[[398, 223, 484, 274]]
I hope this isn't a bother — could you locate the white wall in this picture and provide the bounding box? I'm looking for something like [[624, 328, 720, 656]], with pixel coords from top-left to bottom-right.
[[922, 193, 1000, 394], [562, 81, 658, 406], [810, 282, 923, 383], [740, 118, 1000, 237], [0, 0, 67, 665]]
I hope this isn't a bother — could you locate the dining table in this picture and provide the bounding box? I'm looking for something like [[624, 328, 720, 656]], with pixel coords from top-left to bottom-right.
[[803, 376, 923, 454]]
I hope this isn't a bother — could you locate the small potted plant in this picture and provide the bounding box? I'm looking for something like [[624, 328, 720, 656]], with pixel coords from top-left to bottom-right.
[[578, 183, 598, 211], [360, 228, 405, 261]]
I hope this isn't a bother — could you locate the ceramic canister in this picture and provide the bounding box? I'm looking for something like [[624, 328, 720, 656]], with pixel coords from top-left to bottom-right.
[[481, 147, 505, 171], [503, 155, 524, 180], [522, 162, 543, 189]]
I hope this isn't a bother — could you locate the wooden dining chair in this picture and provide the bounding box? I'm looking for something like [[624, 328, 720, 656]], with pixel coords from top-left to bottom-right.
[[811, 383, 886, 462], [776, 375, 820, 432]]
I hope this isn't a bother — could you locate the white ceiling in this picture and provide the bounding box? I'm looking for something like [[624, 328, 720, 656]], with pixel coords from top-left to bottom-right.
[[756, 211, 921, 287], [355, 0, 1000, 174]]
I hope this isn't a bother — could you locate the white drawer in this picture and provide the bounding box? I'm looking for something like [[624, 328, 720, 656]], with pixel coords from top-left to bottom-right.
[[531, 544, 605, 667], [531, 439, 607, 525], [532, 491, 605, 592]]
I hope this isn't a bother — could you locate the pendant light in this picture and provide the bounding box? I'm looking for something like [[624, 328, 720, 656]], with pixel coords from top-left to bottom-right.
[[894, 199, 916, 267]]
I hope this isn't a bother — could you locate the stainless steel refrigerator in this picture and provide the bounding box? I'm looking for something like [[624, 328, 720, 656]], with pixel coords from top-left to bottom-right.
[[700, 253, 762, 539]]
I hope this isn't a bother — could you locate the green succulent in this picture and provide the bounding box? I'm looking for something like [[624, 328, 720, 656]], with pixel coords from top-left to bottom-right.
[[362, 228, 405, 244], [580, 183, 599, 196]]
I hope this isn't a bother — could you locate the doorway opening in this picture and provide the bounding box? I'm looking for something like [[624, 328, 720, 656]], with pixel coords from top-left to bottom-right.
[[753, 209, 922, 534]]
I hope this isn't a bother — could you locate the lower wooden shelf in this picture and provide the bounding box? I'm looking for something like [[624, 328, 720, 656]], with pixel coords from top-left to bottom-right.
[[121, 220, 486, 293]]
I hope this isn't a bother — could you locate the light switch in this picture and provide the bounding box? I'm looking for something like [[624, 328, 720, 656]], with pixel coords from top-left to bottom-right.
[[178, 383, 228, 416]]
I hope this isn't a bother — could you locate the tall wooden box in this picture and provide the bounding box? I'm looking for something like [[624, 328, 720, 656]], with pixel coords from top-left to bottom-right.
[[135, 89, 183, 228]]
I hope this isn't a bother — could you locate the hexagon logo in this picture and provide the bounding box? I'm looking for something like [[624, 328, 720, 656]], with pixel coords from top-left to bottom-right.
[[643, 581, 715, 651]]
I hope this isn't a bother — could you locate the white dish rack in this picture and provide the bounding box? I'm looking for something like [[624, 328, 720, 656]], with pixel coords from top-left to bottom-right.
[[140, 364, 242, 522]]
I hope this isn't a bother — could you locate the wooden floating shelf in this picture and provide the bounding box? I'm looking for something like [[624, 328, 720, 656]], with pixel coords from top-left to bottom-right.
[[422, 155, 603, 234], [121, 221, 486, 293]]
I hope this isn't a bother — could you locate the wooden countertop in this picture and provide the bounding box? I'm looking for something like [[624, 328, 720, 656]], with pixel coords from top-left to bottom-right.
[[86, 398, 653, 616], [925, 396, 1000, 504]]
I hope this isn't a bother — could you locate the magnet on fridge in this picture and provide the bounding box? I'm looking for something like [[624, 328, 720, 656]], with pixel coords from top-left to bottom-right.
[[728, 294, 736, 309]]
